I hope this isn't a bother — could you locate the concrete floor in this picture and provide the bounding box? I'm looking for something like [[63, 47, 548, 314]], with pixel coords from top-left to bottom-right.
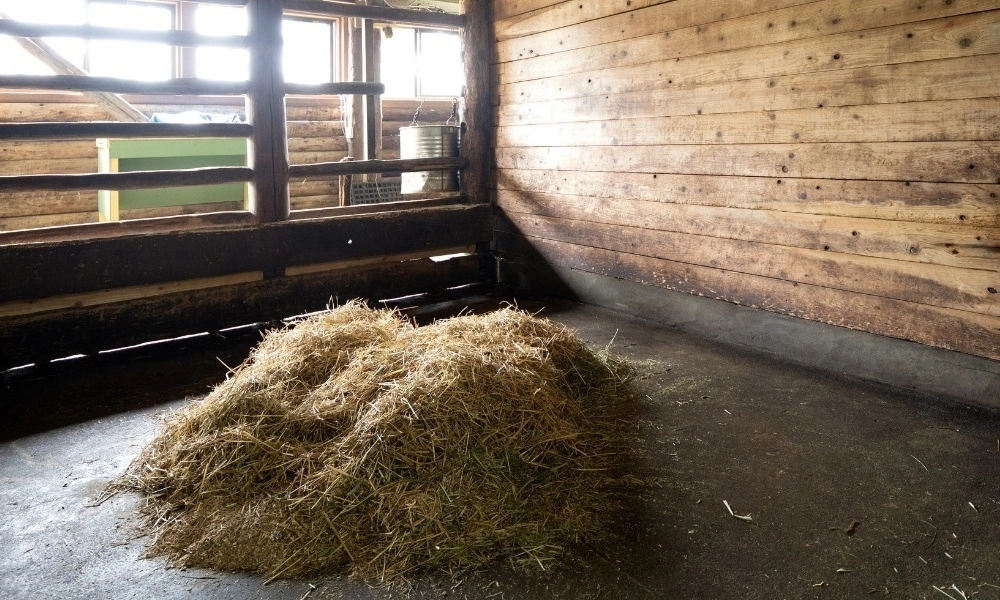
[[2, 299, 999, 599]]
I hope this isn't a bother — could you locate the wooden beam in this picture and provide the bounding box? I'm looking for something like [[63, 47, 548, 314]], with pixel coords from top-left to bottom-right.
[[0, 204, 491, 303], [0, 74, 249, 96], [0, 18, 148, 123], [459, 0, 492, 204], [284, 0, 465, 28], [362, 18, 378, 161], [0, 212, 255, 246], [287, 195, 465, 220], [285, 81, 384, 96], [0, 122, 252, 141], [0, 19, 249, 48], [289, 156, 467, 178], [0, 253, 485, 369], [0, 167, 254, 193], [246, 0, 290, 222]]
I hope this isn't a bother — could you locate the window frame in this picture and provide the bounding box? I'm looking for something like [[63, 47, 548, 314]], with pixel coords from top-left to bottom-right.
[[380, 24, 462, 100]]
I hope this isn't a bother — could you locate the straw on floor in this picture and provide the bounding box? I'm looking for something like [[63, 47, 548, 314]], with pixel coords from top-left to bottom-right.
[[116, 302, 634, 582]]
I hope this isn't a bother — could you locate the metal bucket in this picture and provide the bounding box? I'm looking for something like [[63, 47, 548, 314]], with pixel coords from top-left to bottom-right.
[[399, 125, 460, 194]]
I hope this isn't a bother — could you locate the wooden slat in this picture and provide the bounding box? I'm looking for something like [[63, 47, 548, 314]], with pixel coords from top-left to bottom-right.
[[496, 0, 806, 61], [284, 0, 466, 28], [496, 98, 1000, 147], [285, 81, 385, 96], [497, 0, 1000, 81], [460, 0, 493, 204], [493, 0, 611, 25], [495, 169, 1000, 228], [0, 121, 252, 141], [495, 142, 1000, 184], [499, 212, 1000, 316], [0, 211, 96, 232], [496, 53, 1000, 126], [289, 156, 467, 178], [0, 190, 97, 218], [495, 233, 1000, 361], [246, 0, 289, 222], [497, 190, 1000, 271], [497, 10, 1000, 104], [0, 75, 249, 96], [0, 140, 96, 160], [0, 253, 485, 369], [0, 19, 249, 48], [0, 211, 255, 245], [0, 157, 95, 176], [0, 167, 254, 192], [287, 196, 466, 220], [0, 203, 491, 302]]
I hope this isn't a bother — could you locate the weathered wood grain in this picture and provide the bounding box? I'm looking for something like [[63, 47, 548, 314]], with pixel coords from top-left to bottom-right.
[[495, 142, 1000, 184], [0, 252, 486, 369], [497, 189, 1000, 270], [498, 212, 1000, 315], [496, 54, 1000, 126], [497, 0, 1000, 81], [495, 233, 1000, 361], [0, 204, 491, 302], [496, 98, 1000, 147], [495, 169, 1000, 227], [497, 10, 1000, 104]]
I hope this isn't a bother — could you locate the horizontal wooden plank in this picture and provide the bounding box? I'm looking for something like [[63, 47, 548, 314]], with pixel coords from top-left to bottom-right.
[[495, 142, 1000, 183], [0, 203, 491, 302], [0, 252, 486, 369], [284, 0, 466, 27], [0, 121, 252, 141], [289, 156, 466, 178], [493, 0, 575, 24], [290, 194, 339, 210], [120, 201, 245, 221], [288, 196, 466, 220], [497, 0, 999, 81], [0, 157, 95, 175], [0, 140, 96, 161], [497, 0, 804, 65], [496, 53, 1000, 126], [497, 212, 1000, 316], [0, 102, 113, 122], [0, 211, 96, 232], [495, 169, 1000, 227], [285, 81, 385, 96], [0, 166, 254, 192], [496, 98, 1000, 147], [0, 190, 97, 218], [0, 19, 249, 49], [0, 211, 254, 245], [497, 189, 1000, 271], [497, 10, 1000, 104], [0, 75, 249, 96], [495, 234, 1000, 361]]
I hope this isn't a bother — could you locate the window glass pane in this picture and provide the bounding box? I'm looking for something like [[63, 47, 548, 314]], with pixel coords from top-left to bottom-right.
[[418, 30, 462, 97], [195, 4, 249, 81], [0, 0, 85, 74], [87, 2, 173, 80], [282, 19, 332, 85], [380, 26, 416, 98]]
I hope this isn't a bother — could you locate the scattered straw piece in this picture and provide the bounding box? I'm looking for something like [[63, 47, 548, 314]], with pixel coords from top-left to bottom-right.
[[114, 302, 636, 582]]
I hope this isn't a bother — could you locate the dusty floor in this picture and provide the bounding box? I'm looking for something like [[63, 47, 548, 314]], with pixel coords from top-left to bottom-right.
[[2, 298, 999, 599]]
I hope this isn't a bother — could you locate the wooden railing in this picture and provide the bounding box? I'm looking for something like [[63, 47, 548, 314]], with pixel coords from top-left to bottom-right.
[[0, 0, 477, 239]]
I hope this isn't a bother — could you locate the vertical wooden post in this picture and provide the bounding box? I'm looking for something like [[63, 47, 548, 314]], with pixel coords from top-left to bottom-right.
[[246, 0, 290, 222], [458, 0, 492, 204], [362, 18, 378, 161]]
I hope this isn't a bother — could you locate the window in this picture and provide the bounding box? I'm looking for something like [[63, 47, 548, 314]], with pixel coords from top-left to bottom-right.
[[87, 1, 174, 81], [0, 0, 340, 83], [381, 26, 463, 98], [0, 0, 86, 75]]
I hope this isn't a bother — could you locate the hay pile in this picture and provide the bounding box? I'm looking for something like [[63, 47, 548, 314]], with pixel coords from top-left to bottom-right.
[[118, 302, 633, 581]]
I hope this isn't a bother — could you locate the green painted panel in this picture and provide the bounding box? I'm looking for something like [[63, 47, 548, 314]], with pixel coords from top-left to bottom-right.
[[105, 137, 248, 159]]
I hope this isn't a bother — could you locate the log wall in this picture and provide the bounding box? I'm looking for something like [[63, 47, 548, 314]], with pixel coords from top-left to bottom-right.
[[492, 0, 1000, 361], [0, 97, 451, 230]]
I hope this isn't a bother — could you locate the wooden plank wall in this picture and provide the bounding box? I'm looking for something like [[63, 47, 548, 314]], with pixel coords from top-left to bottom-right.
[[492, 0, 1000, 361], [0, 97, 451, 230]]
